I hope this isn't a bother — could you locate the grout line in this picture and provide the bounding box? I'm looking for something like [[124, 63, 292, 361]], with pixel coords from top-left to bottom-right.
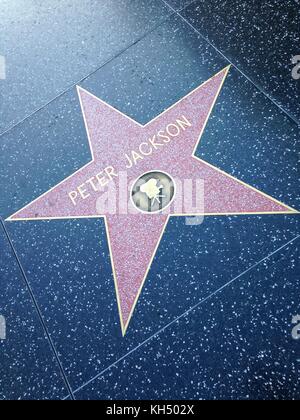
[[0, 9, 176, 140], [161, 0, 300, 127], [72, 233, 300, 395], [0, 218, 76, 401]]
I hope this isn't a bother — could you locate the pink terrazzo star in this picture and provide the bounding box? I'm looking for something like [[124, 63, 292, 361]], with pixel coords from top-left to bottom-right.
[[7, 67, 297, 335]]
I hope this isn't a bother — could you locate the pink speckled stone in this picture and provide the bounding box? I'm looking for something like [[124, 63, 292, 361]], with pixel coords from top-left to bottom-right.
[[9, 68, 295, 332]]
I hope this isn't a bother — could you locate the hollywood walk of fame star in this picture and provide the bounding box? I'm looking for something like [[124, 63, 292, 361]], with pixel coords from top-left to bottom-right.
[[7, 66, 298, 335]]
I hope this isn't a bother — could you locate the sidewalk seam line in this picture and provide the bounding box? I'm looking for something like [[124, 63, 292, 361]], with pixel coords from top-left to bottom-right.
[[0, 218, 76, 401]]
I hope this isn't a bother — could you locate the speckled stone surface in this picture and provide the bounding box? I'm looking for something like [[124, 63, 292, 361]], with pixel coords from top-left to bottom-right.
[[0, 0, 172, 135], [181, 0, 300, 123], [0, 11, 299, 400], [0, 222, 69, 400], [75, 240, 300, 400]]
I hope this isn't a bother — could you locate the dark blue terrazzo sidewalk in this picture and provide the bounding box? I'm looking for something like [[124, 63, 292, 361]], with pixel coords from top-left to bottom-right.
[[0, 0, 299, 400]]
